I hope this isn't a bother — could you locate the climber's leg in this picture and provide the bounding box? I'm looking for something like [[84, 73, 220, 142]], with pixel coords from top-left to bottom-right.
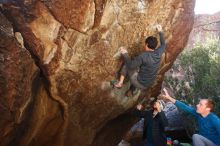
[[124, 71, 148, 97], [114, 64, 127, 88], [129, 72, 146, 90], [114, 75, 125, 88]]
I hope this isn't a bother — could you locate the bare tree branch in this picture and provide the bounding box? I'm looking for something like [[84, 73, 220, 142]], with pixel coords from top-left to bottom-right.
[[194, 20, 220, 28], [202, 27, 220, 32]]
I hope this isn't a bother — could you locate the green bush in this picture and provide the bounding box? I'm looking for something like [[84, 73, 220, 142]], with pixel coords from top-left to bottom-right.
[[165, 38, 220, 115]]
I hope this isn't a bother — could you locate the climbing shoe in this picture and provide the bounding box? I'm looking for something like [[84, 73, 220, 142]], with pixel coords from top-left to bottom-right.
[[110, 80, 124, 88]]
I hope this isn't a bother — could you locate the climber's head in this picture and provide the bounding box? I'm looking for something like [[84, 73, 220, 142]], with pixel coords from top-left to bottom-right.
[[145, 36, 158, 51]]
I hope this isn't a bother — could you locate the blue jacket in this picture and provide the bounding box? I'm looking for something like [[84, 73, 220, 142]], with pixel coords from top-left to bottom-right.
[[175, 100, 220, 146]]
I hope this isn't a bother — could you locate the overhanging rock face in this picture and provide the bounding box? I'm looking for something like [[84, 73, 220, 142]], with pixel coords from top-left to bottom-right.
[[0, 0, 195, 146]]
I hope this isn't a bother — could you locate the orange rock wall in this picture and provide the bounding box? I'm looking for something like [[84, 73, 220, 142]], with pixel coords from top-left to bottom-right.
[[0, 0, 195, 145]]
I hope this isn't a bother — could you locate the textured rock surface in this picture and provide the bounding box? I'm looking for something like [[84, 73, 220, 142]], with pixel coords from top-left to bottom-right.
[[0, 12, 38, 146], [0, 0, 195, 145]]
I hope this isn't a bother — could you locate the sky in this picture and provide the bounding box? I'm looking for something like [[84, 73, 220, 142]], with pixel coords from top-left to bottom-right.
[[195, 0, 220, 14]]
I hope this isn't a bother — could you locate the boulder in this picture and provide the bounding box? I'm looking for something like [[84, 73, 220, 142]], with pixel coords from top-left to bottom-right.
[[0, 0, 195, 145]]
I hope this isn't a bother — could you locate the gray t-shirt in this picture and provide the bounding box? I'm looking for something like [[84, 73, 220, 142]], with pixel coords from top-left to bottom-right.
[[122, 32, 166, 87]]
